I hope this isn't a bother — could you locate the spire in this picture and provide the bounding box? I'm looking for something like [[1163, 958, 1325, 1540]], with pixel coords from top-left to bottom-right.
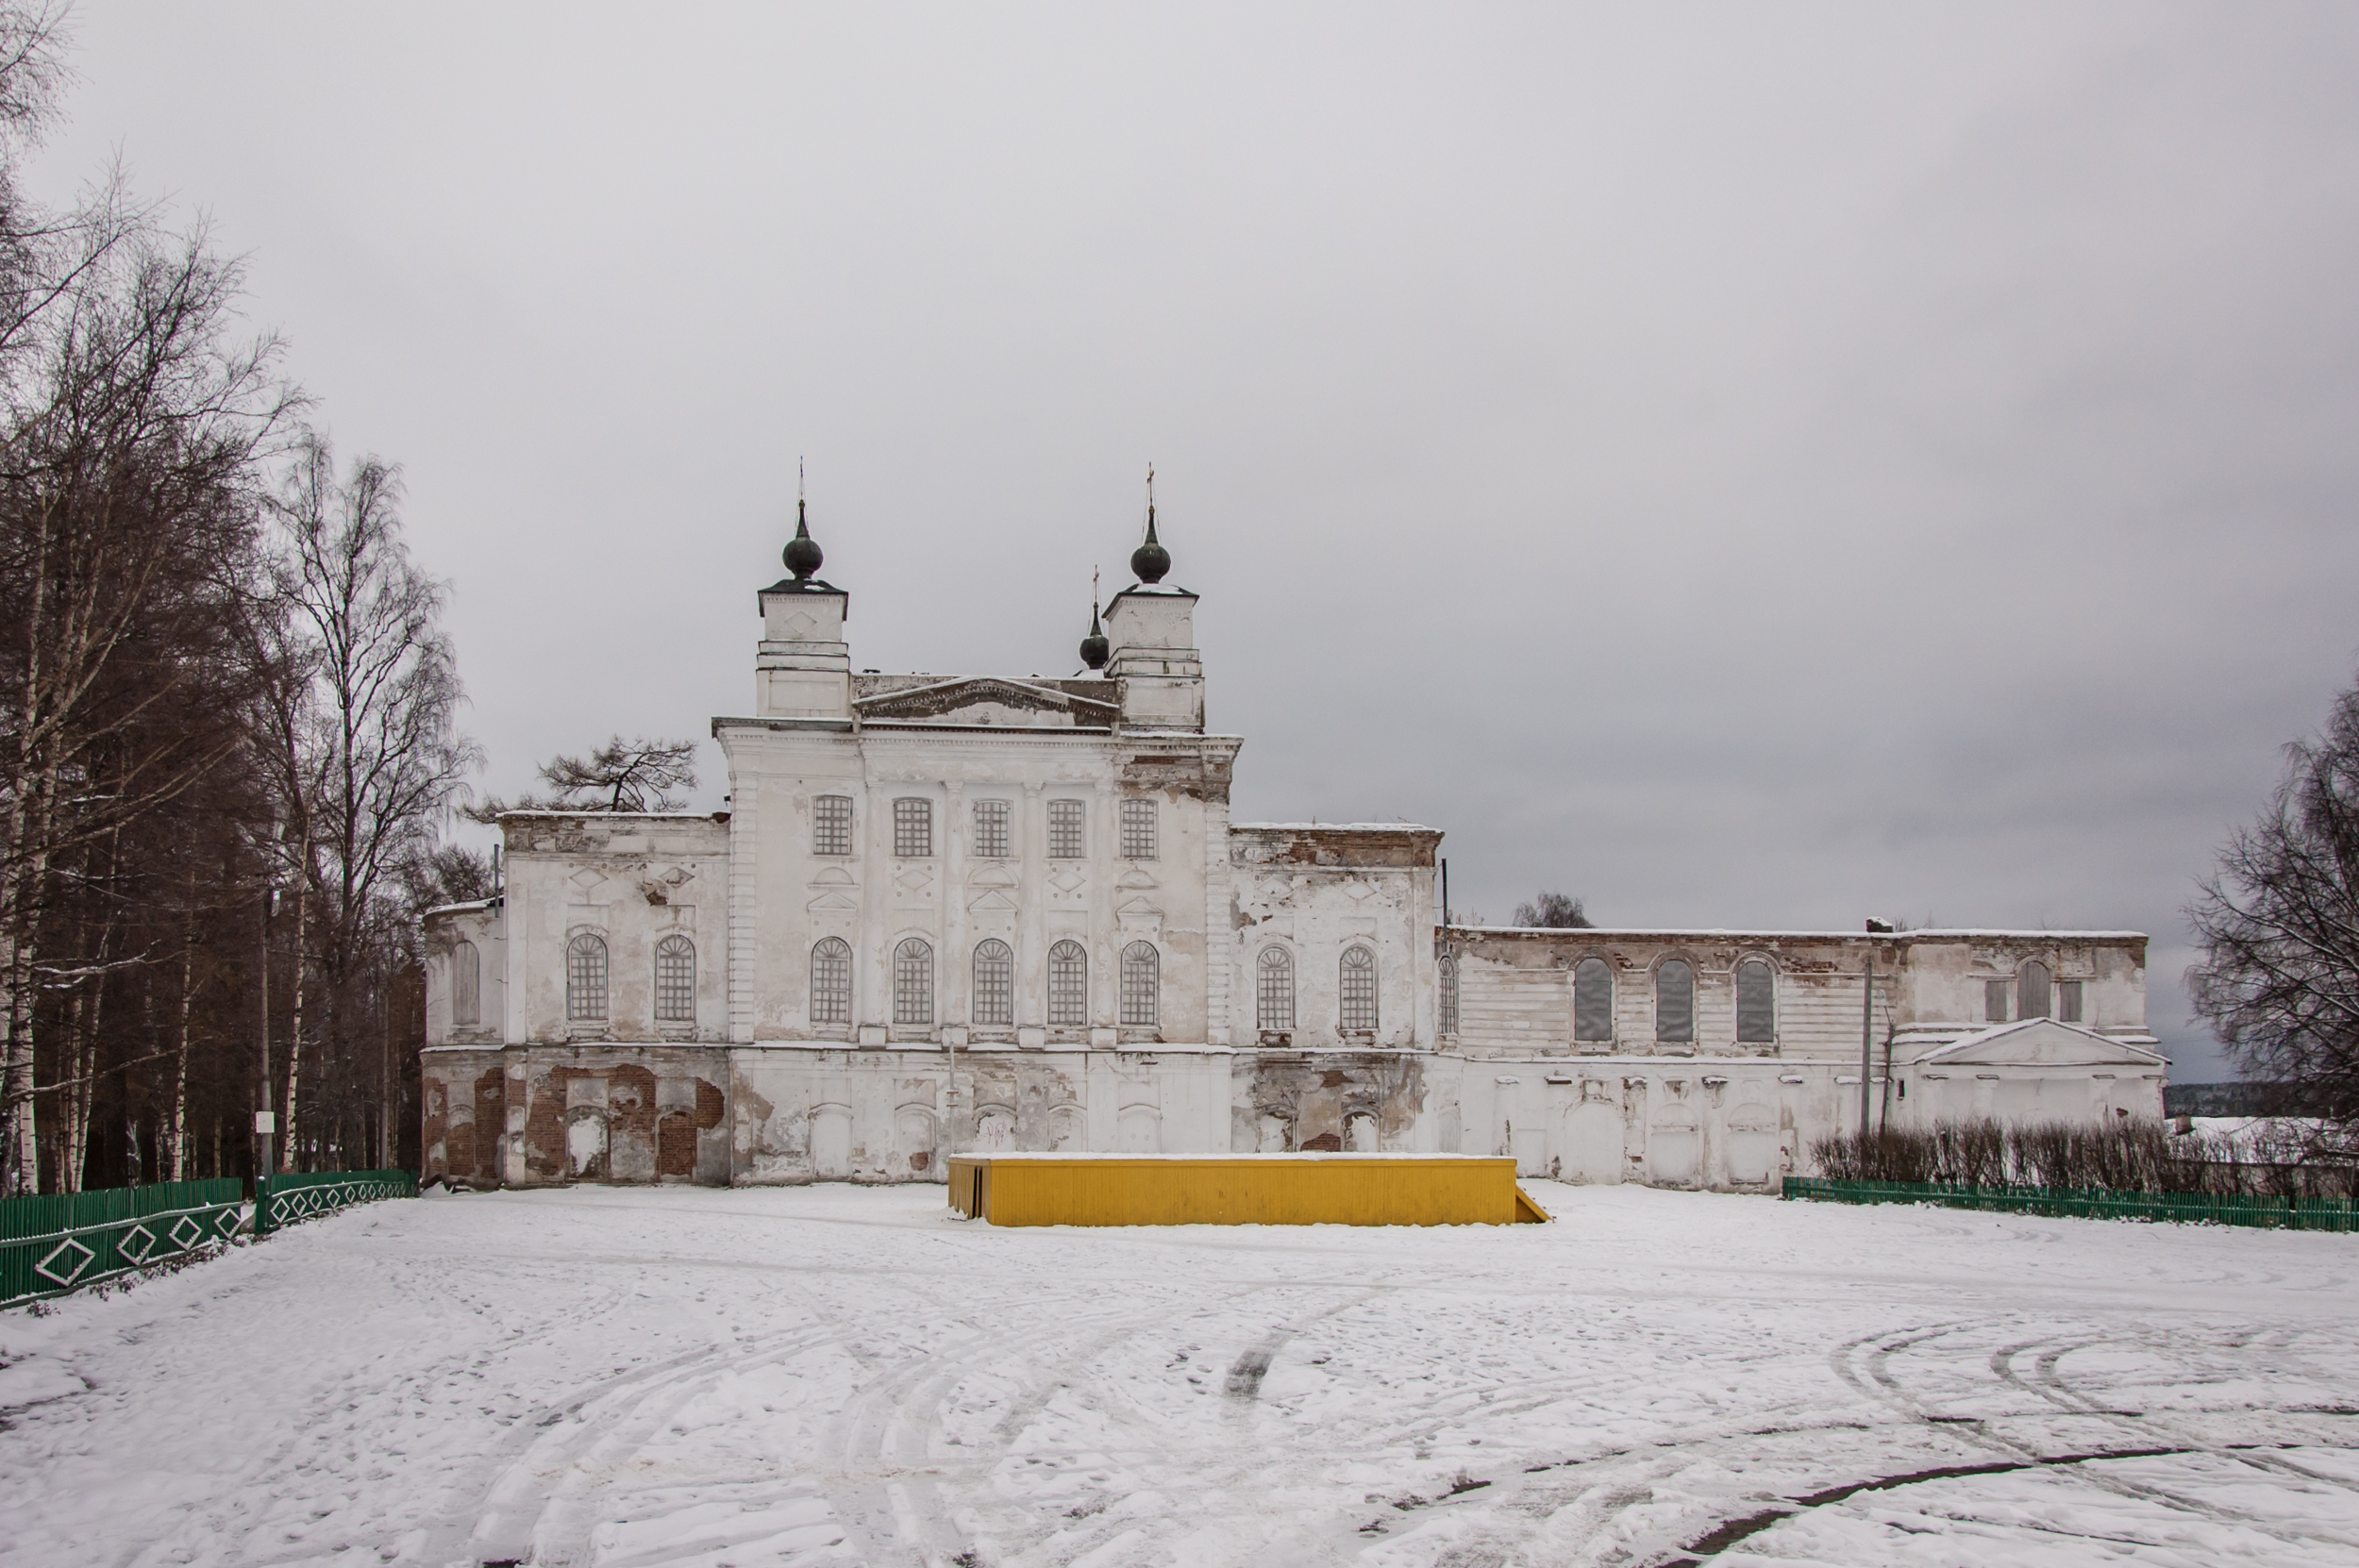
[[1129, 463, 1170, 584], [1079, 567, 1110, 671], [782, 460, 824, 580]]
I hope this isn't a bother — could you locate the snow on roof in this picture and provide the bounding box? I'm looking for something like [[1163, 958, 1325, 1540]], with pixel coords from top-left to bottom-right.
[[421, 898, 497, 919], [1232, 822, 1440, 833], [494, 809, 725, 821], [1451, 925, 2147, 941]]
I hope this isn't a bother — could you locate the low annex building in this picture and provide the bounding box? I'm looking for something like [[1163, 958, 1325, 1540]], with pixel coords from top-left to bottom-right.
[[420, 500, 2166, 1191]]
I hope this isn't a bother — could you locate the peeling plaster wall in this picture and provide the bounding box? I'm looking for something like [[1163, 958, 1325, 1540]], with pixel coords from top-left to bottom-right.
[[498, 814, 733, 1046], [1228, 826, 1440, 1052], [728, 1044, 1235, 1184], [421, 904, 504, 1047]]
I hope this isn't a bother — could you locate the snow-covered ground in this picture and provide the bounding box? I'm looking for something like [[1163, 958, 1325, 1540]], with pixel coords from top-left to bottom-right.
[[2, 1183, 2356, 1568]]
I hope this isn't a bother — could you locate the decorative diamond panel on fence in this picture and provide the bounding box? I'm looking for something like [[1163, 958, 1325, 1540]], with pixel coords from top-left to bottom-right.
[[1784, 1176, 2359, 1232], [254, 1169, 416, 1236], [1, 1179, 246, 1309]]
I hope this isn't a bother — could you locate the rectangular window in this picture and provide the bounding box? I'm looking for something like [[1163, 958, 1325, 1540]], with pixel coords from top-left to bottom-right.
[[813, 794, 853, 857], [1047, 798, 1085, 859], [1119, 798, 1157, 859], [973, 798, 1010, 859], [894, 797, 932, 859], [2057, 980, 2083, 1024], [1984, 979, 2010, 1023]]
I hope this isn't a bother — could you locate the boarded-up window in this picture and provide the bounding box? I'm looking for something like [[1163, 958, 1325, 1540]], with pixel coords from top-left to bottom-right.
[[2017, 960, 2052, 1021], [2057, 979, 2083, 1024], [1735, 958, 1775, 1043], [1119, 798, 1157, 859], [1656, 959, 1694, 1043], [813, 794, 852, 857], [811, 937, 852, 1026], [894, 938, 933, 1025], [655, 935, 694, 1022], [1438, 953, 1459, 1035], [1257, 947, 1294, 1032], [973, 798, 1010, 859], [1120, 941, 1160, 1026], [893, 797, 932, 859], [1339, 945, 1379, 1032], [972, 939, 1013, 1026], [566, 934, 608, 1021], [1575, 958, 1614, 1043], [1984, 978, 2010, 1023], [1048, 939, 1088, 1026], [1048, 798, 1085, 859], [451, 939, 479, 1027]]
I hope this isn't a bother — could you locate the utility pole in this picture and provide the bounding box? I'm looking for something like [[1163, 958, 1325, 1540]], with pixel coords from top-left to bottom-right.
[[1858, 954, 1875, 1136], [257, 884, 276, 1183]]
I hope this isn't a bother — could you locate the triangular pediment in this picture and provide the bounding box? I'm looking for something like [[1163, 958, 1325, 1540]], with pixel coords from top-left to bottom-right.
[[967, 888, 1020, 914], [855, 676, 1117, 728], [1910, 1019, 2167, 1069]]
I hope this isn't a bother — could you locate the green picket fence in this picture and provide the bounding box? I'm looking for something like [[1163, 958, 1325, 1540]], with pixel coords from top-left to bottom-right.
[[0, 1179, 245, 1308], [1784, 1176, 2359, 1232], [255, 1169, 415, 1235]]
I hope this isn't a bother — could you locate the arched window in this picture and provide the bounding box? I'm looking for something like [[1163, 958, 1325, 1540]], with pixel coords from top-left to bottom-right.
[[972, 939, 1013, 1026], [1257, 947, 1295, 1032], [2017, 959, 2052, 1021], [654, 935, 695, 1022], [894, 938, 934, 1026], [451, 939, 480, 1028], [810, 937, 852, 1026], [566, 934, 608, 1022], [1120, 941, 1160, 1027], [1734, 958, 1776, 1043], [1339, 945, 1378, 1033], [1438, 952, 1459, 1036], [1574, 957, 1614, 1043], [1656, 958, 1694, 1043], [1047, 940, 1089, 1026]]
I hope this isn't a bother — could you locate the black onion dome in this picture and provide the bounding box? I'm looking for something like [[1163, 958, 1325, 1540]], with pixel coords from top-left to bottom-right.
[[1130, 509, 1170, 584], [782, 499, 824, 580], [1079, 605, 1110, 671]]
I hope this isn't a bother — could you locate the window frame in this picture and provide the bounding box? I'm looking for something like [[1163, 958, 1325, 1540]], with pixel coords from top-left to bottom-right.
[[1655, 957, 1696, 1044], [1119, 941, 1160, 1028], [654, 933, 695, 1024], [1118, 798, 1158, 860], [893, 937, 934, 1026], [810, 936, 853, 1027], [1047, 939, 1089, 1026], [1257, 946, 1295, 1033], [565, 932, 609, 1023], [1047, 798, 1086, 859], [893, 796, 933, 859], [451, 938, 480, 1028], [1437, 951, 1459, 1036], [1733, 957, 1776, 1044], [972, 797, 1011, 859], [812, 794, 854, 858], [2017, 959, 2053, 1021], [1573, 956, 1614, 1043], [971, 938, 1014, 1026], [1339, 944, 1379, 1033]]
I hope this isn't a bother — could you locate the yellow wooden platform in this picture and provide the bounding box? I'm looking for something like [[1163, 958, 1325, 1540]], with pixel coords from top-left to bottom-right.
[[946, 1153, 1551, 1227]]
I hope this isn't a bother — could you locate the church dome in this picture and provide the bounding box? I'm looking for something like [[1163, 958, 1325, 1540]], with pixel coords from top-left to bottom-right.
[[1080, 606, 1110, 671], [783, 499, 824, 580], [1130, 511, 1169, 585]]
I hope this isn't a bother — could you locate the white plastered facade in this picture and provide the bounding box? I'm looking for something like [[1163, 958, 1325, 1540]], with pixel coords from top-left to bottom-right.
[[420, 531, 2165, 1191]]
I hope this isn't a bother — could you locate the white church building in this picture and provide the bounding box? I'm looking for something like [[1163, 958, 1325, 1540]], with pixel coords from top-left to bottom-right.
[[419, 500, 2168, 1191]]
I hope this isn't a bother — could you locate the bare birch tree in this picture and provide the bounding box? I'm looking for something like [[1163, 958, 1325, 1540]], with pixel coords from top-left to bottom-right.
[[2188, 676, 2359, 1151]]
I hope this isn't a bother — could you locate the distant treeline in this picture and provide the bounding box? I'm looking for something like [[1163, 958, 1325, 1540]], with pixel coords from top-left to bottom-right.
[[2164, 1082, 2306, 1118], [1813, 1117, 2354, 1201]]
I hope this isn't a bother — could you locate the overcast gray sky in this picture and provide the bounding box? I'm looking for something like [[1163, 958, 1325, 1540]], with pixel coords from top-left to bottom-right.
[[36, 4, 2359, 1078]]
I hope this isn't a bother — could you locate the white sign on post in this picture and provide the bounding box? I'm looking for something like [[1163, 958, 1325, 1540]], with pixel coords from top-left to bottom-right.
[[253, 1110, 276, 1135]]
